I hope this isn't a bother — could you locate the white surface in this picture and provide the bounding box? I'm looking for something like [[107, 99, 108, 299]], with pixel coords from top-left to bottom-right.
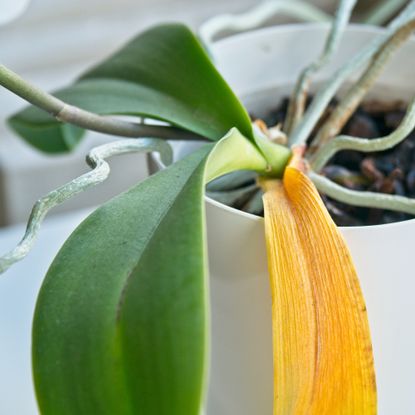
[[0, 0, 30, 25]]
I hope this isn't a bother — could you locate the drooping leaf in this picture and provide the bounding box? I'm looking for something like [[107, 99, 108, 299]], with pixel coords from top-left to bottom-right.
[[261, 166, 377, 414], [32, 144, 212, 415], [9, 24, 253, 153]]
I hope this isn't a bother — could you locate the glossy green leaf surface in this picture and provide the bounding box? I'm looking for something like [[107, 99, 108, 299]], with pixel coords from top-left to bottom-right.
[[9, 24, 253, 153], [205, 127, 292, 182], [32, 145, 212, 414], [205, 127, 267, 183]]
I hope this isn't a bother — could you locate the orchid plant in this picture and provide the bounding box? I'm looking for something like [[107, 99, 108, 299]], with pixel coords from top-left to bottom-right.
[[1, 0, 415, 413]]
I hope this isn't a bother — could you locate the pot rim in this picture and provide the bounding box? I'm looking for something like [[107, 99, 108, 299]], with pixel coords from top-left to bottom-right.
[[205, 194, 415, 232], [212, 22, 389, 52], [159, 23, 415, 232]]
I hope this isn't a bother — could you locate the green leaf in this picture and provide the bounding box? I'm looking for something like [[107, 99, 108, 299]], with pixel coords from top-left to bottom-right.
[[9, 24, 253, 153], [205, 127, 292, 182], [32, 145, 212, 414], [205, 127, 268, 182], [9, 118, 84, 153]]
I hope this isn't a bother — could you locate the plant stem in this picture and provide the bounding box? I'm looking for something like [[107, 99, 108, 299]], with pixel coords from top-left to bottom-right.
[[0, 64, 205, 141], [0, 139, 172, 275], [310, 17, 415, 153], [288, 0, 415, 147], [309, 170, 415, 215], [310, 97, 415, 171], [361, 0, 408, 26], [284, 0, 357, 135]]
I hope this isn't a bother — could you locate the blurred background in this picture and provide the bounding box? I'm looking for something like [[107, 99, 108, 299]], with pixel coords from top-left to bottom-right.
[[0, 0, 363, 227]]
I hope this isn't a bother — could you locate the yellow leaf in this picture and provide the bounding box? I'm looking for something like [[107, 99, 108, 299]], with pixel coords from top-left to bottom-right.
[[261, 166, 377, 414]]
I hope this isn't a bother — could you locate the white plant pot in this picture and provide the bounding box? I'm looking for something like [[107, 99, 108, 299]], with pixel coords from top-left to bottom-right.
[[150, 25, 415, 415]]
